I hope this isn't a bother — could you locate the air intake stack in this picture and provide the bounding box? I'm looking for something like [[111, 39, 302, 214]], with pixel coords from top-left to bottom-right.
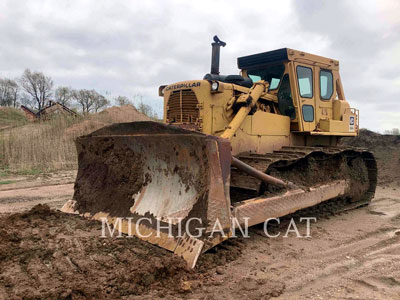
[[210, 35, 226, 75]]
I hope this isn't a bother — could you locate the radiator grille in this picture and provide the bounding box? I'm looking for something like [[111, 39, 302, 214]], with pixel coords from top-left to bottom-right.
[[166, 89, 199, 123]]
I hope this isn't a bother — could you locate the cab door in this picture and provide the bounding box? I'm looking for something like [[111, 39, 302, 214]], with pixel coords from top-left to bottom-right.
[[293, 63, 316, 132], [315, 67, 335, 125]]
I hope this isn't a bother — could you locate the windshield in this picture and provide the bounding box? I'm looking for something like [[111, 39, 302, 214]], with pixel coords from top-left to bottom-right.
[[247, 64, 285, 90]]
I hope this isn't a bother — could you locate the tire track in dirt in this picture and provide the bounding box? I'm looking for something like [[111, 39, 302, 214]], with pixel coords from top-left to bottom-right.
[[271, 194, 400, 300]]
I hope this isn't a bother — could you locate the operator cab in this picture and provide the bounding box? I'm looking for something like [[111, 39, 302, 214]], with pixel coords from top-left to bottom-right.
[[238, 48, 353, 133]]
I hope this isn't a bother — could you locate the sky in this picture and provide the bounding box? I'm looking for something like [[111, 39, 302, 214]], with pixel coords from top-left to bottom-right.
[[0, 0, 399, 131]]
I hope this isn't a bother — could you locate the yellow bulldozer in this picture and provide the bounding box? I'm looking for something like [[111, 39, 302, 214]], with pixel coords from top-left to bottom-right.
[[62, 36, 377, 268]]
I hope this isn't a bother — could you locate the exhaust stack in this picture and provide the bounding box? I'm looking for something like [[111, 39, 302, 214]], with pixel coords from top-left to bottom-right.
[[211, 35, 226, 75]]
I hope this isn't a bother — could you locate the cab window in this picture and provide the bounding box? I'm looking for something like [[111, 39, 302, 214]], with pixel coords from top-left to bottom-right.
[[247, 64, 284, 90], [320, 70, 333, 100], [302, 105, 314, 122], [296, 66, 313, 98], [270, 78, 280, 89]]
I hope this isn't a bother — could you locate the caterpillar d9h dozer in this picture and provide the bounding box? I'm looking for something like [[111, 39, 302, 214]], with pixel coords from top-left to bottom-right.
[[62, 36, 377, 268]]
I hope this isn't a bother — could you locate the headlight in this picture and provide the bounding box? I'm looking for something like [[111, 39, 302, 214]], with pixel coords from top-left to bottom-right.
[[211, 81, 219, 91]]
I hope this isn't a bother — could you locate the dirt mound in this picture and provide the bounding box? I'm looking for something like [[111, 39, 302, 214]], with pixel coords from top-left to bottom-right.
[[340, 129, 400, 185], [65, 105, 151, 136], [97, 105, 151, 123], [341, 128, 400, 148], [0, 205, 202, 300], [0, 204, 250, 299]]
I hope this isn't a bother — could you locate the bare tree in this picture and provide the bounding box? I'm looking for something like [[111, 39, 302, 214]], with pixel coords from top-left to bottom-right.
[[0, 78, 19, 107], [20, 69, 53, 116], [55, 86, 73, 107], [115, 95, 132, 106], [0, 79, 11, 106], [384, 128, 400, 135], [9, 80, 19, 108], [137, 101, 159, 119], [137, 102, 152, 116], [93, 94, 109, 113], [132, 94, 158, 119], [72, 89, 109, 114], [72, 89, 94, 114], [20, 93, 35, 110]]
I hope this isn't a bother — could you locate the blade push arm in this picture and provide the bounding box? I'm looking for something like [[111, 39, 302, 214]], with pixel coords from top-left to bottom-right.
[[221, 81, 269, 140]]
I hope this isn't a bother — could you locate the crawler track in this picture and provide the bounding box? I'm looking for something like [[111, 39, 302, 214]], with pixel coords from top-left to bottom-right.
[[230, 146, 377, 213]]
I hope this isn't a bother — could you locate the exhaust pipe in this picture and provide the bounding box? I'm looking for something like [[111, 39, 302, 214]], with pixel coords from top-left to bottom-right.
[[211, 35, 226, 75]]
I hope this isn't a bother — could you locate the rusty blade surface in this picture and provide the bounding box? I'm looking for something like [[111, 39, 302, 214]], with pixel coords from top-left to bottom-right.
[[70, 121, 232, 267]]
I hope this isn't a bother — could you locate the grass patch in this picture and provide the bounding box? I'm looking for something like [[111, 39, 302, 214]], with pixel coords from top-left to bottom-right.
[[0, 107, 27, 128], [0, 171, 10, 177], [0, 167, 11, 177], [0, 180, 15, 185], [14, 168, 44, 176], [0, 166, 44, 177]]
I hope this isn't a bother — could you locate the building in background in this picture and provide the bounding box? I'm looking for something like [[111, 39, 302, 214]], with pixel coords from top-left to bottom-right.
[[20, 101, 77, 121]]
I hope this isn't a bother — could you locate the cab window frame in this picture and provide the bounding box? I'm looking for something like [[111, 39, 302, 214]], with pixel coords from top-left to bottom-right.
[[319, 69, 333, 100], [296, 65, 313, 98]]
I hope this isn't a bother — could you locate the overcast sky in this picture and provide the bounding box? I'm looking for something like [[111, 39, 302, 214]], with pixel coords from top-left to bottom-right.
[[0, 0, 399, 131]]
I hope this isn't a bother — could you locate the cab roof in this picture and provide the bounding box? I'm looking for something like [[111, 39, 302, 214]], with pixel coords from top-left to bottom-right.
[[237, 48, 339, 71]]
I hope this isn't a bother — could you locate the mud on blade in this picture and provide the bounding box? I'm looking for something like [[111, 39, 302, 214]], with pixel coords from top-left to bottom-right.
[[70, 122, 232, 268]]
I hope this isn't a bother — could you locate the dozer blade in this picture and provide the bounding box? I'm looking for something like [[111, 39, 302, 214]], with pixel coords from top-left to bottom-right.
[[62, 122, 232, 268]]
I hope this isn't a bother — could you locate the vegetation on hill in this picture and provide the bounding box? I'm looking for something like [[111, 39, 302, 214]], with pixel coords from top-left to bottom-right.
[[0, 107, 27, 129], [0, 105, 150, 174]]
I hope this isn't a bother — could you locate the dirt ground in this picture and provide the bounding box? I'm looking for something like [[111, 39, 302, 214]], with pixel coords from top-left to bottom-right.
[[1, 177, 399, 299], [0, 130, 399, 299]]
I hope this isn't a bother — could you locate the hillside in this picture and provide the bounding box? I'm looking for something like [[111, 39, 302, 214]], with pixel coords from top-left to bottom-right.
[[64, 105, 150, 136], [0, 105, 151, 172], [0, 107, 27, 130]]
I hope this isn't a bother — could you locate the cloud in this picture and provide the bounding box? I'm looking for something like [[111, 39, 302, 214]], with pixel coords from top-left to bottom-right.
[[0, 0, 398, 131]]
